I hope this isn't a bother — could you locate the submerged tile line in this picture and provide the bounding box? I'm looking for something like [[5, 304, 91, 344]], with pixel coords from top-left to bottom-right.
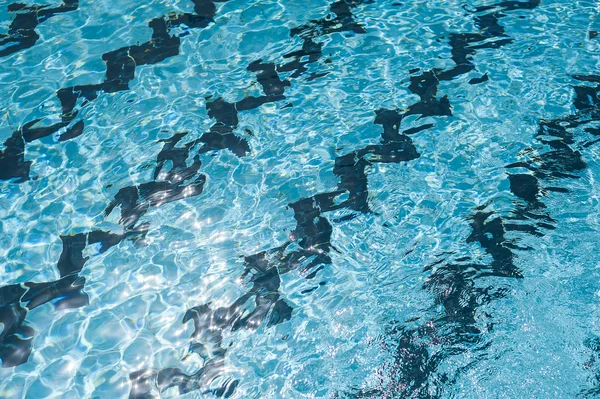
[[0, 1, 376, 396], [0, 0, 79, 59], [0, 225, 148, 368], [508, 73, 600, 396], [0, 0, 232, 372], [3, 0, 597, 397], [348, 2, 600, 397], [128, 1, 381, 397], [128, 3, 462, 398], [109, 1, 559, 397], [0, 0, 229, 182], [0, 0, 369, 183], [333, 1, 548, 397]]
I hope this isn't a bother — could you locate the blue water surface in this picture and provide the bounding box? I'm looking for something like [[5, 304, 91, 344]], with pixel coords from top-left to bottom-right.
[[1, 0, 600, 398]]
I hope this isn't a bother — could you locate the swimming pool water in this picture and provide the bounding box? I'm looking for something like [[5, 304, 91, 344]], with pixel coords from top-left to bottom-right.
[[2, 0, 600, 397]]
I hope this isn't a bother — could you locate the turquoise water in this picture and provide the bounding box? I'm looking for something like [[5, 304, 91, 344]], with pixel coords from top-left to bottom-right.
[[2, 0, 600, 397]]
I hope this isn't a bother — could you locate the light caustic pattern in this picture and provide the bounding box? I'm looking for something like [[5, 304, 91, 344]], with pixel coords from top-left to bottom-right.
[[1, 0, 600, 398]]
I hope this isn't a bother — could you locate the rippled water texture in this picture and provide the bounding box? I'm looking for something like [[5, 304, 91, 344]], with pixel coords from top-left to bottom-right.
[[2, 0, 600, 398]]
